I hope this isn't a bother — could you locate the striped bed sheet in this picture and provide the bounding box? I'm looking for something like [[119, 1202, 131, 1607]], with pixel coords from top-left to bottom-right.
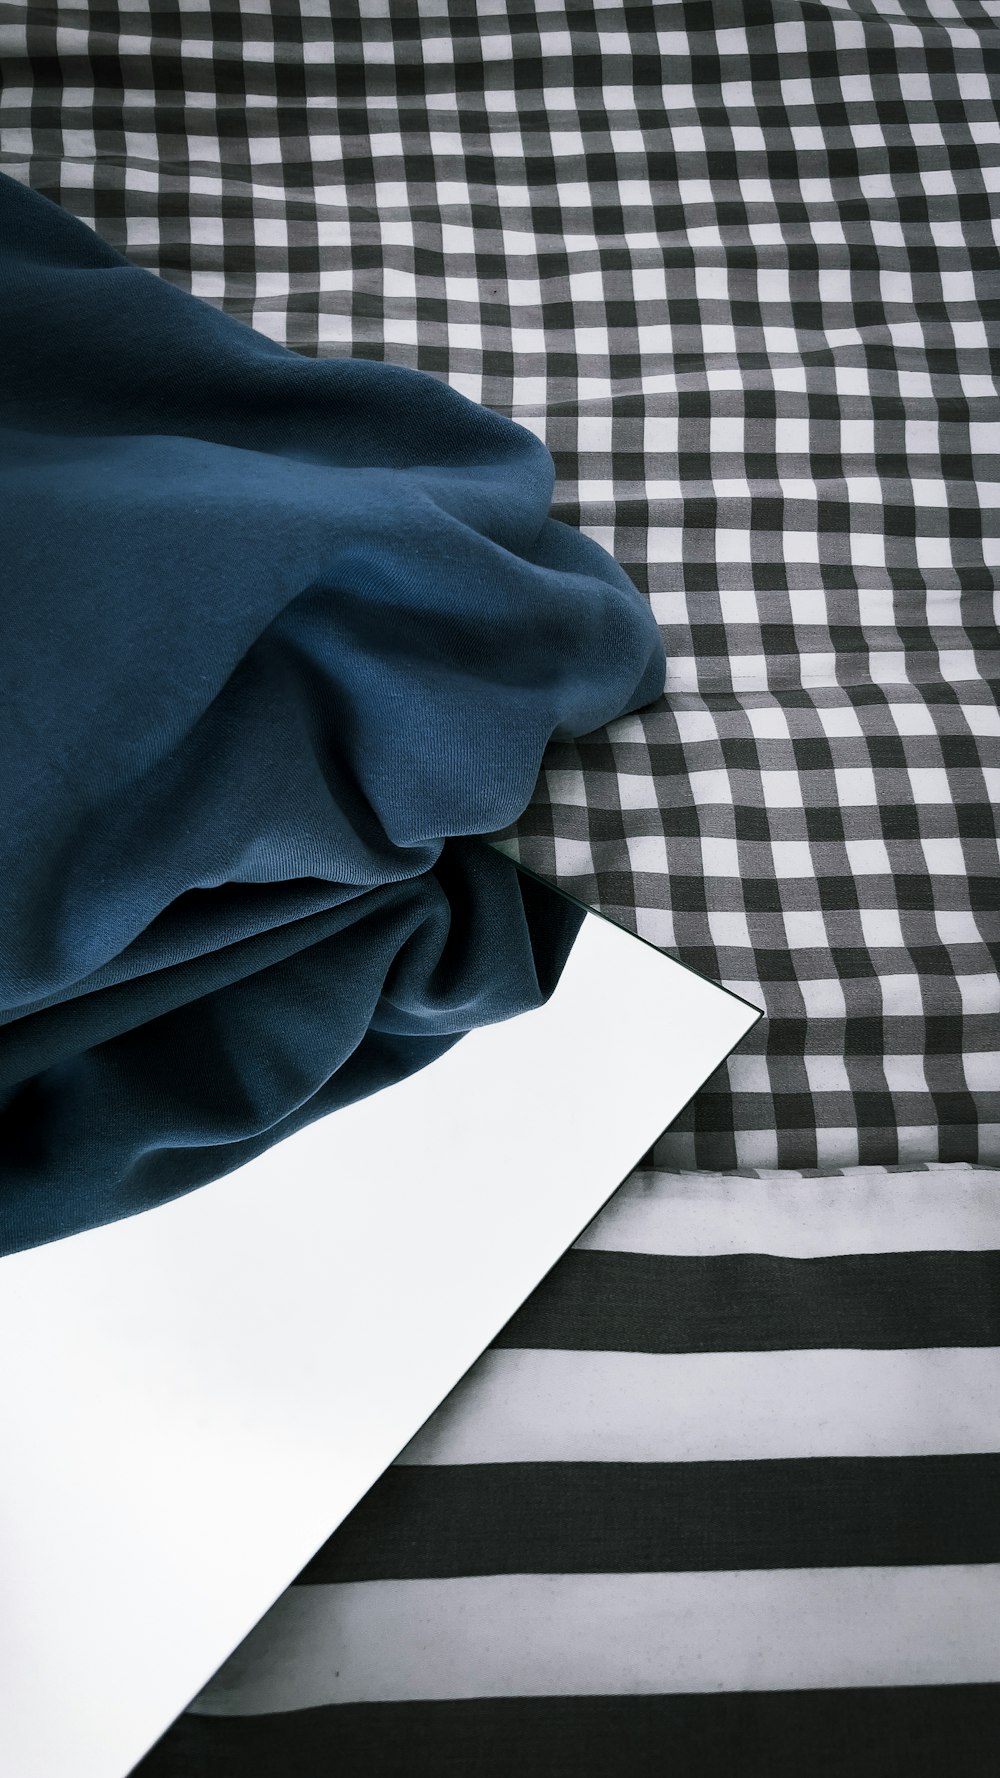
[[134, 1160, 1000, 1773], [1, 0, 998, 1769]]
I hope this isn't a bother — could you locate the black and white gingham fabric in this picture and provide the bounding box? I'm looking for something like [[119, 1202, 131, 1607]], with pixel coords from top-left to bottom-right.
[[1, 0, 997, 1172], [2, 1, 1000, 1771]]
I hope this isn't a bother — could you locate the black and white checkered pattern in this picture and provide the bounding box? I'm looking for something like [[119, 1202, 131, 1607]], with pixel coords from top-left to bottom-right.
[[2, 0, 998, 1172]]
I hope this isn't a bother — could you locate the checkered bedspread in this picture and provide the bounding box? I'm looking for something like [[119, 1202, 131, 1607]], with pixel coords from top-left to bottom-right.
[[2, 0, 997, 1172], [2, 1, 999, 1771]]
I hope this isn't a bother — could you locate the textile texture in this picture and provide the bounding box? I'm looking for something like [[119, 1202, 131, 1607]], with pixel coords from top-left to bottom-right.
[[1, 0, 999, 1772]]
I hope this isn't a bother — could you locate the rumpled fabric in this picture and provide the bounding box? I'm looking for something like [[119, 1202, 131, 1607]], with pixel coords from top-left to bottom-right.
[[0, 175, 664, 1257]]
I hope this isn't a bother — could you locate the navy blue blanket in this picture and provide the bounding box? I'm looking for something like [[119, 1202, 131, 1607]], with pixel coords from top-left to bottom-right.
[[0, 175, 664, 1256]]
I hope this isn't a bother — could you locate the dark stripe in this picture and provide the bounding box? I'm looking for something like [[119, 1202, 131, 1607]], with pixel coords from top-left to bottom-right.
[[490, 1249, 1000, 1352], [137, 1685, 1000, 1778], [294, 1456, 1000, 1583]]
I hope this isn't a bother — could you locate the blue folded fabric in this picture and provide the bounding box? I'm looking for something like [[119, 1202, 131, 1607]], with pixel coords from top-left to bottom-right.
[[0, 174, 665, 1257]]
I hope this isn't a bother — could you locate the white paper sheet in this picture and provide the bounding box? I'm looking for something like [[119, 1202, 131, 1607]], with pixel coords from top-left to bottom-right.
[[0, 895, 760, 1778]]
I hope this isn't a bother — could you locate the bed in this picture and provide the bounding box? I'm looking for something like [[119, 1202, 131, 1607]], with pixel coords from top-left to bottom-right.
[[1, 0, 998, 1770]]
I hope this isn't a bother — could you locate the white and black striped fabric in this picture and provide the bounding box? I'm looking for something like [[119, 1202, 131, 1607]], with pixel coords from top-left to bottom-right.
[[2, 1, 999, 1771], [129, 1160, 1000, 1774]]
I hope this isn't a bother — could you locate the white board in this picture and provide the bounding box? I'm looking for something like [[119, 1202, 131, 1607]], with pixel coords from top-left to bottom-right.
[[0, 880, 761, 1778]]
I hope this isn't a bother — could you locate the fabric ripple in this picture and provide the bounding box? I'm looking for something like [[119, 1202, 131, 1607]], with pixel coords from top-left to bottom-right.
[[0, 175, 660, 1255]]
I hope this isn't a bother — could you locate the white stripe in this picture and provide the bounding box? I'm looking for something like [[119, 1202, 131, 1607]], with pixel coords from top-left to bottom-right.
[[189, 1564, 1000, 1713], [397, 1347, 1000, 1465], [576, 1165, 1000, 1258]]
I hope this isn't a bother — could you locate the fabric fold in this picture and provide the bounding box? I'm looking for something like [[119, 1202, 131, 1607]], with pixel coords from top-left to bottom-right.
[[0, 175, 660, 1254]]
